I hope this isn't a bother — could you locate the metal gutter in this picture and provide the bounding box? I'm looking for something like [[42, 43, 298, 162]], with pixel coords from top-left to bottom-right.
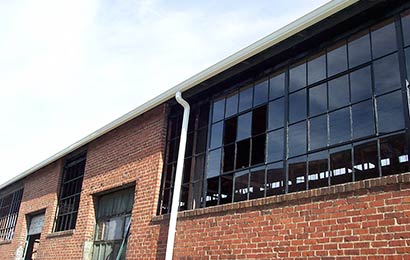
[[0, 0, 358, 190]]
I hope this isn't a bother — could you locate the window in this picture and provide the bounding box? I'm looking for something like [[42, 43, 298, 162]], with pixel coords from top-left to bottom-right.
[[0, 189, 23, 241], [54, 152, 86, 232], [93, 188, 134, 260]]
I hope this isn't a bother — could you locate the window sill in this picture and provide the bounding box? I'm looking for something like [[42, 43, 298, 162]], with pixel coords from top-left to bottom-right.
[[0, 240, 12, 245], [46, 229, 74, 239], [152, 172, 410, 222]]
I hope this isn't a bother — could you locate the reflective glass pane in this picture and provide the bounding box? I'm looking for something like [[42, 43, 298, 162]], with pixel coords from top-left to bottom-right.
[[371, 19, 397, 59], [309, 115, 328, 151], [290, 62, 306, 92], [328, 75, 349, 110], [224, 117, 237, 145], [329, 108, 351, 145], [266, 162, 285, 196], [205, 177, 219, 206], [308, 52, 326, 85], [403, 11, 410, 47], [288, 121, 306, 157], [250, 166, 266, 199], [309, 83, 327, 116], [239, 87, 253, 112], [327, 42, 347, 77], [268, 98, 284, 130], [354, 141, 379, 181], [352, 100, 375, 139], [267, 129, 284, 162], [223, 144, 235, 173], [377, 91, 405, 134], [289, 89, 307, 123], [269, 72, 285, 99], [207, 148, 221, 178], [330, 145, 353, 185], [373, 53, 401, 95], [225, 93, 238, 118], [251, 134, 266, 165], [233, 170, 249, 202], [252, 106, 267, 135], [308, 151, 329, 189], [236, 139, 250, 169], [288, 156, 307, 193], [406, 48, 410, 78], [220, 174, 233, 205], [210, 122, 223, 149], [212, 99, 225, 123], [237, 112, 252, 141], [348, 30, 371, 68], [380, 133, 410, 176], [254, 79, 269, 106], [350, 66, 372, 103]]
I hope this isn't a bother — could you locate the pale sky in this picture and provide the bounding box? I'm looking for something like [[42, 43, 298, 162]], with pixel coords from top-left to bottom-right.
[[0, 0, 330, 185]]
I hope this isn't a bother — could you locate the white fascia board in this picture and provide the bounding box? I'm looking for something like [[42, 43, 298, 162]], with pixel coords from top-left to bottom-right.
[[0, 0, 358, 190]]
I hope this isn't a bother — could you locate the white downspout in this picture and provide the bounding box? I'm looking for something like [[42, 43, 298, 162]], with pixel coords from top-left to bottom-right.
[[165, 91, 190, 260]]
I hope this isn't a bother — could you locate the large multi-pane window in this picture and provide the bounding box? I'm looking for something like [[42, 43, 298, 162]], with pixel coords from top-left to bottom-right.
[[54, 152, 86, 231], [0, 189, 23, 241], [158, 9, 410, 214]]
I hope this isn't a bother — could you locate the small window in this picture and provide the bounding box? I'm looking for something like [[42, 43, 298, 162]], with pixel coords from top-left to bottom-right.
[[212, 98, 225, 123], [329, 108, 351, 145], [288, 121, 306, 157], [352, 100, 375, 139], [308, 151, 329, 189], [371, 19, 397, 59], [249, 166, 266, 199], [348, 30, 371, 68], [233, 170, 249, 202], [269, 72, 285, 99], [373, 53, 401, 95], [327, 42, 347, 77], [377, 91, 405, 134], [309, 115, 328, 151], [268, 98, 284, 130], [289, 89, 307, 123], [239, 87, 253, 112], [225, 93, 238, 118], [288, 156, 307, 193], [254, 79, 269, 106], [330, 145, 353, 185], [289, 61, 306, 92], [350, 66, 372, 103], [309, 83, 327, 116], [380, 133, 410, 176], [267, 129, 284, 163], [354, 141, 379, 181], [328, 75, 349, 110], [308, 52, 326, 85], [266, 162, 285, 196]]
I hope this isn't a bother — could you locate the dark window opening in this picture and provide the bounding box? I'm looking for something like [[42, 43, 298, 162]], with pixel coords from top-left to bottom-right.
[[0, 189, 23, 241], [220, 174, 233, 205], [236, 139, 250, 169]]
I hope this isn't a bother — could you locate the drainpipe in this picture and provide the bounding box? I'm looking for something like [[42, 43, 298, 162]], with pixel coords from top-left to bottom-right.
[[165, 91, 190, 260]]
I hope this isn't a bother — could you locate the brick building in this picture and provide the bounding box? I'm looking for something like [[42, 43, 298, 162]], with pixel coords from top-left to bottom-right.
[[1, 0, 410, 259]]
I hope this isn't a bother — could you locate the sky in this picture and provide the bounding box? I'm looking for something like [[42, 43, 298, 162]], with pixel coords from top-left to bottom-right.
[[0, 0, 330, 185]]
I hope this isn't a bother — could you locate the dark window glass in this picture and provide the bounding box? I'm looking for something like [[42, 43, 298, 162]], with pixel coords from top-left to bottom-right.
[[309, 115, 328, 151], [239, 87, 253, 112], [288, 121, 306, 157], [212, 99, 225, 123], [403, 11, 410, 47], [168, 139, 178, 163], [223, 144, 235, 173], [373, 53, 401, 95], [352, 100, 375, 139], [236, 139, 250, 169], [225, 93, 238, 118], [308, 52, 326, 85], [183, 158, 192, 184], [371, 19, 397, 59], [249, 166, 266, 199], [161, 188, 171, 214], [354, 141, 379, 181], [308, 151, 329, 189], [252, 106, 267, 135], [406, 48, 410, 78], [206, 177, 219, 206], [254, 79, 269, 106], [237, 112, 252, 141], [290, 62, 306, 92], [164, 164, 174, 189], [207, 148, 221, 178], [252, 135, 266, 165], [233, 170, 249, 202], [198, 103, 210, 128], [268, 98, 284, 130], [185, 132, 194, 157], [267, 129, 283, 163], [289, 89, 307, 123], [266, 162, 284, 196], [328, 75, 349, 110], [220, 174, 233, 205], [193, 154, 205, 181], [327, 42, 347, 77], [224, 117, 237, 144], [288, 156, 307, 193], [195, 128, 207, 154], [309, 83, 327, 116], [329, 108, 351, 145], [330, 145, 353, 185], [180, 185, 189, 211], [348, 30, 371, 68], [269, 72, 285, 99], [350, 66, 372, 103], [377, 91, 405, 134], [380, 133, 410, 176], [210, 122, 223, 149]]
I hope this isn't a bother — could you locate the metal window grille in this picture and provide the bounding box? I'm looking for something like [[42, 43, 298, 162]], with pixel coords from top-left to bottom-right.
[[0, 189, 23, 241]]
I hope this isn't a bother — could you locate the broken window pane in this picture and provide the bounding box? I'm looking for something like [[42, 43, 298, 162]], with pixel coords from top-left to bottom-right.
[[350, 66, 372, 103], [288, 156, 307, 193], [290, 61, 306, 92], [225, 92, 239, 118], [251, 134, 266, 165], [354, 141, 379, 181], [239, 87, 253, 112], [352, 100, 375, 139], [267, 129, 284, 162], [207, 148, 221, 178], [266, 162, 285, 196], [269, 72, 285, 99], [234, 170, 249, 202], [212, 98, 225, 123], [288, 121, 306, 157], [223, 144, 235, 173], [371, 19, 397, 59], [327, 41, 347, 77], [249, 166, 266, 199], [309, 115, 328, 151], [254, 79, 269, 106], [308, 52, 326, 85], [308, 151, 329, 189], [328, 75, 349, 110], [236, 139, 250, 169], [237, 112, 252, 141], [224, 117, 237, 144], [309, 83, 327, 116], [220, 174, 233, 205], [329, 108, 351, 145], [268, 98, 284, 130], [348, 30, 371, 68], [377, 91, 405, 134], [252, 106, 267, 135], [210, 122, 223, 149], [373, 53, 401, 95], [380, 133, 410, 176], [289, 88, 307, 123], [330, 145, 353, 185]]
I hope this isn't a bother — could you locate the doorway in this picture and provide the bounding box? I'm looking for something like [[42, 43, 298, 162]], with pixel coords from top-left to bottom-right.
[[24, 213, 45, 260]]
